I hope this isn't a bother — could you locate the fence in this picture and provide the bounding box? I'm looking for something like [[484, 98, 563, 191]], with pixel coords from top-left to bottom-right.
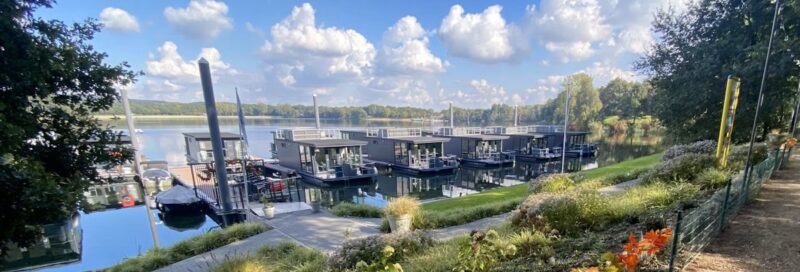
[[667, 147, 793, 271]]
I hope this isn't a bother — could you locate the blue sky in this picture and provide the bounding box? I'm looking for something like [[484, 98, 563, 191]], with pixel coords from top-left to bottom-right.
[[37, 0, 688, 109]]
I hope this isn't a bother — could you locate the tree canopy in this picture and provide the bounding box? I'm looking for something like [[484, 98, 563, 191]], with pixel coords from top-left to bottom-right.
[[0, 0, 135, 247], [637, 0, 800, 142]]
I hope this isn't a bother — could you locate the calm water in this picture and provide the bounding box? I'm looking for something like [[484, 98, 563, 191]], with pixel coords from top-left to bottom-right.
[[22, 118, 663, 271]]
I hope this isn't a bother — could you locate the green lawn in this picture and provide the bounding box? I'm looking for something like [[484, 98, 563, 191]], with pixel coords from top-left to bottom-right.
[[422, 152, 663, 213]]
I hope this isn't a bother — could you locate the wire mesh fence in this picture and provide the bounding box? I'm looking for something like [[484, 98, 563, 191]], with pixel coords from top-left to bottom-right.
[[667, 148, 790, 271]]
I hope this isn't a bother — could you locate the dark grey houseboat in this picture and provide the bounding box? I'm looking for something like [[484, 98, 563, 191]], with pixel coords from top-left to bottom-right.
[[484, 126, 561, 161], [527, 126, 597, 157], [271, 128, 377, 184], [429, 127, 514, 167], [183, 132, 244, 164], [341, 128, 458, 175]]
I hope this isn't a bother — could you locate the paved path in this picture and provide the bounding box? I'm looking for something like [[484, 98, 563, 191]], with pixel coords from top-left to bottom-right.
[[430, 212, 511, 240], [155, 229, 292, 272], [685, 153, 800, 272], [265, 210, 383, 253]]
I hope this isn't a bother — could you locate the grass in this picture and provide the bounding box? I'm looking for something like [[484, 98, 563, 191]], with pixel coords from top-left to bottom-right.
[[330, 202, 383, 218], [108, 223, 267, 272], [422, 152, 664, 214], [212, 242, 325, 272]]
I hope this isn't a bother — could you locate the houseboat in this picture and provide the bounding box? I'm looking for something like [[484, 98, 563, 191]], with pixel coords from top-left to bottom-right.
[[527, 126, 598, 157], [271, 128, 377, 184], [183, 132, 245, 164], [484, 126, 561, 161], [341, 128, 458, 175], [428, 127, 514, 168]]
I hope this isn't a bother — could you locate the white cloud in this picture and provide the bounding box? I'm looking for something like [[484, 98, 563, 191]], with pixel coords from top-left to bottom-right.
[[260, 3, 376, 88], [579, 62, 637, 86], [164, 0, 233, 41], [438, 5, 529, 63], [99, 7, 140, 32], [528, 0, 610, 61], [144, 41, 237, 92], [378, 16, 446, 74]]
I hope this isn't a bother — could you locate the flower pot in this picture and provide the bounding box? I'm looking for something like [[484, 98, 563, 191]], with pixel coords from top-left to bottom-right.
[[263, 206, 275, 219], [387, 214, 412, 233], [311, 201, 321, 213]]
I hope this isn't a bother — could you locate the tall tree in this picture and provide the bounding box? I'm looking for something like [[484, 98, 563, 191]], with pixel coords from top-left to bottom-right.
[[553, 73, 603, 129], [1, 0, 136, 247], [637, 0, 800, 142]]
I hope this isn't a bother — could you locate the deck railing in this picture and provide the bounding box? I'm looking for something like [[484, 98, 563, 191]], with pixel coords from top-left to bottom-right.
[[367, 127, 423, 138], [274, 128, 341, 141], [433, 127, 484, 136]]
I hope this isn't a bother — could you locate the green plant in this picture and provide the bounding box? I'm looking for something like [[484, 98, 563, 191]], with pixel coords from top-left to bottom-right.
[[108, 223, 267, 272], [385, 196, 421, 217], [662, 140, 716, 161], [454, 230, 517, 272], [532, 174, 576, 194], [327, 231, 433, 271], [639, 153, 715, 183], [355, 245, 404, 272], [415, 199, 521, 229], [212, 242, 325, 272], [260, 194, 272, 207], [694, 168, 732, 189], [507, 230, 554, 258], [401, 236, 466, 272], [212, 257, 267, 272], [331, 202, 383, 218]]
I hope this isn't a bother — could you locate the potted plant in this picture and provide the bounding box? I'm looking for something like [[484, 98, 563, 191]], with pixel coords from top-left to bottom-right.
[[384, 196, 419, 233], [310, 199, 322, 213], [260, 194, 275, 219]]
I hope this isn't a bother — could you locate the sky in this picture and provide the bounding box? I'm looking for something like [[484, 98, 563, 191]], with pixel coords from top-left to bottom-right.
[[37, 0, 689, 109]]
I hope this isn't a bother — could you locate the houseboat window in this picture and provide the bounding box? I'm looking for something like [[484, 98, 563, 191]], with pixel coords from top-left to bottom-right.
[[394, 142, 409, 165], [299, 145, 313, 173]]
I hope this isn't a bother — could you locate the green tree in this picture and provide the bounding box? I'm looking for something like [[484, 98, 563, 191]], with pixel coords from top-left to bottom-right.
[[637, 0, 799, 142], [1, 0, 136, 247], [553, 74, 603, 129]]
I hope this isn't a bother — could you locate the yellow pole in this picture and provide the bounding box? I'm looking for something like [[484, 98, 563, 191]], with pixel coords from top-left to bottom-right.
[[715, 76, 741, 168]]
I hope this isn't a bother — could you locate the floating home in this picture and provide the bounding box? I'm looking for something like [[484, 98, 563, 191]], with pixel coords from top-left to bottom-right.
[[341, 128, 458, 175], [271, 128, 377, 184], [527, 126, 598, 157], [183, 132, 244, 164], [428, 127, 514, 167], [483, 126, 561, 161]]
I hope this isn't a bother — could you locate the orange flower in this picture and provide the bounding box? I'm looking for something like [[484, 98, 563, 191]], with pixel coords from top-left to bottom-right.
[[616, 251, 638, 271]]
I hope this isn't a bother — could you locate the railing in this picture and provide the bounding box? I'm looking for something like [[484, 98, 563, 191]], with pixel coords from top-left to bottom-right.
[[483, 126, 532, 135], [434, 127, 484, 136], [274, 128, 341, 141], [667, 148, 791, 271], [527, 125, 564, 133], [367, 127, 422, 138]]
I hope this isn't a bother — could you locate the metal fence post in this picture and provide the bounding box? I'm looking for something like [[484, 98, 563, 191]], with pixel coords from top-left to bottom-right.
[[669, 210, 683, 272], [718, 180, 733, 233]]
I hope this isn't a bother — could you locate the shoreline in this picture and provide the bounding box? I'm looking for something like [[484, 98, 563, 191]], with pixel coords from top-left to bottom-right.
[[94, 115, 420, 122]]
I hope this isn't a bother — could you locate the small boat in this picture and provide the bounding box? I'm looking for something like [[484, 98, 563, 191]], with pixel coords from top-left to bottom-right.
[[154, 185, 204, 214]]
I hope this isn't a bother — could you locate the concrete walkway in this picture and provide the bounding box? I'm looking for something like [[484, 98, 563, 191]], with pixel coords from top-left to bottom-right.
[[685, 153, 800, 272], [155, 229, 292, 272], [265, 210, 383, 253]]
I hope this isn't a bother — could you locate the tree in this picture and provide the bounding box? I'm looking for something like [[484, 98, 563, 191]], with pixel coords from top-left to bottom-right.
[[637, 0, 800, 142], [553, 74, 603, 129], [0, 0, 136, 247]]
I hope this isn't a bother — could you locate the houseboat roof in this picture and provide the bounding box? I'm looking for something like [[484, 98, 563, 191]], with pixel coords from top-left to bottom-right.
[[392, 136, 450, 144], [182, 132, 242, 140], [294, 138, 367, 148], [534, 131, 591, 136], [443, 134, 509, 141]]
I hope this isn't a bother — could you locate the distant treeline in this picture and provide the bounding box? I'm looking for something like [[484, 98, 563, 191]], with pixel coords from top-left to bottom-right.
[[100, 99, 562, 124]]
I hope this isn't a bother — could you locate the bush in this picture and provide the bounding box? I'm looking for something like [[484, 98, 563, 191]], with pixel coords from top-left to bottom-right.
[[415, 199, 521, 229], [109, 223, 267, 272], [401, 236, 467, 272], [211, 242, 325, 272], [385, 196, 420, 217], [327, 230, 434, 271], [662, 140, 716, 161], [531, 174, 576, 194], [331, 202, 383, 218], [727, 143, 768, 171], [507, 230, 554, 258], [640, 153, 715, 183], [695, 168, 732, 190], [454, 230, 517, 272]]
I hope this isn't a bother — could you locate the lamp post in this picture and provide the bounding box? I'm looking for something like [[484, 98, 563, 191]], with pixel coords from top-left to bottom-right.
[[561, 86, 570, 173]]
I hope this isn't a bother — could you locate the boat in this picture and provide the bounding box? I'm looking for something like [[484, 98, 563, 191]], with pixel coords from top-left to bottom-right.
[[427, 127, 514, 168], [154, 185, 204, 214]]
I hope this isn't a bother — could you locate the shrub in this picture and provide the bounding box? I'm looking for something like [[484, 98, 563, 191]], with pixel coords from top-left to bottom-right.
[[662, 140, 716, 161], [640, 153, 715, 183], [109, 223, 267, 272], [355, 245, 404, 272], [531, 174, 576, 194], [212, 242, 325, 272], [331, 202, 383, 218], [507, 230, 554, 258], [454, 230, 517, 272], [538, 196, 583, 234], [695, 168, 732, 189], [385, 196, 420, 217], [415, 199, 521, 229], [401, 236, 466, 272], [327, 230, 434, 271], [727, 143, 768, 171]]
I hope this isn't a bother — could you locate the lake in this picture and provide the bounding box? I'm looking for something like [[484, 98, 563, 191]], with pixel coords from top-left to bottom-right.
[[22, 118, 664, 271]]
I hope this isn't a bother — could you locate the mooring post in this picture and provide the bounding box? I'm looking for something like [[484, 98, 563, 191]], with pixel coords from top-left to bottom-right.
[[198, 58, 234, 226]]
